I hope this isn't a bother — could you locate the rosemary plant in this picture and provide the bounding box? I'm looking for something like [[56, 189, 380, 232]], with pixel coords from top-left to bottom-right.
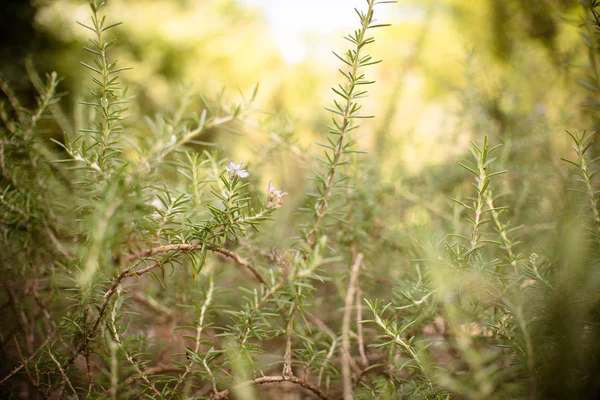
[[2, 0, 600, 399]]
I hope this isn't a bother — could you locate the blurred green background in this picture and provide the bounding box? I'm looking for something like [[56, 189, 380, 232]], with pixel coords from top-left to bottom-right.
[[2, 0, 586, 162], [3, 0, 593, 265]]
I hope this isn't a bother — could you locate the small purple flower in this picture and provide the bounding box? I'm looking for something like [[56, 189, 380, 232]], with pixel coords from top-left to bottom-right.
[[267, 180, 287, 208], [226, 162, 249, 178]]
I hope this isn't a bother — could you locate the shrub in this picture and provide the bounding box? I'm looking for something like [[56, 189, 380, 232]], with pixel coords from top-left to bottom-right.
[[1, 1, 600, 399]]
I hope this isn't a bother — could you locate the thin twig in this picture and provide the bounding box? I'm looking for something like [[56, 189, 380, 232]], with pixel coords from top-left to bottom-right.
[[82, 306, 93, 388], [372, 312, 435, 391], [355, 283, 368, 368], [32, 286, 73, 353], [117, 365, 183, 389], [240, 281, 285, 346], [318, 336, 338, 388], [306, 314, 336, 338], [131, 291, 174, 318], [283, 306, 297, 377], [47, 347, 79, 398], [125, 242, 268, 286], [0, 75, 26, 125], [209, 375, 329, 400], [13, 337, 49, 399], [306, 314, 362, 386], [0, 333, 56, 385], [168, 275, 214, 399], [342, 253, 363, 400], [25, 58, 74, 138], [109, 290, 162, 398], [62, 260, 139, 370], [42, 216, 70, 258], [307, 312, 339, 389], [23, 72, 58, 141]]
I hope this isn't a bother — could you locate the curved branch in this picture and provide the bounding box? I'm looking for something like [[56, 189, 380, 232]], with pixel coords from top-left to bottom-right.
[[209, 375, 329, 400], [125, 242, 268, 286], [60, 242, 267, 371]]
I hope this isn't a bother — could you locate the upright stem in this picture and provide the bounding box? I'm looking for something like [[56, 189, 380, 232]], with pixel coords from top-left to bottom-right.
[[342, 253, 364, 399], [306, 0, 378, 250]]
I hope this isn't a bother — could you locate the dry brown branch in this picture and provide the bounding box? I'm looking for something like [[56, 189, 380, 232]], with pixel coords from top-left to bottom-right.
[[125, 242, 268, 286], [13, 337, 49, 399], [209, 375, 329, 400]]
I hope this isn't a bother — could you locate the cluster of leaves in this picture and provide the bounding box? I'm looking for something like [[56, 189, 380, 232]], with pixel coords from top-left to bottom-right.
[[2, 0, 600, 400]]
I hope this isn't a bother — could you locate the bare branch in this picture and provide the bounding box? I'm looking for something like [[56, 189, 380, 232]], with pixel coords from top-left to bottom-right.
[[209, 375, 329, 400], [125, 242, 268, 286], [13, 337, 49, 399]]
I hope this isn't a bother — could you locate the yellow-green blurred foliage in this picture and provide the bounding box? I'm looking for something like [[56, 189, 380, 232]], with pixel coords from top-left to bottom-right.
[[25, 0, 591, 237]]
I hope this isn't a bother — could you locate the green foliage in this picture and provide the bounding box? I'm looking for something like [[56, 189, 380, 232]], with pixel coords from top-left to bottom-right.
[[2, 1, 600, 399]]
